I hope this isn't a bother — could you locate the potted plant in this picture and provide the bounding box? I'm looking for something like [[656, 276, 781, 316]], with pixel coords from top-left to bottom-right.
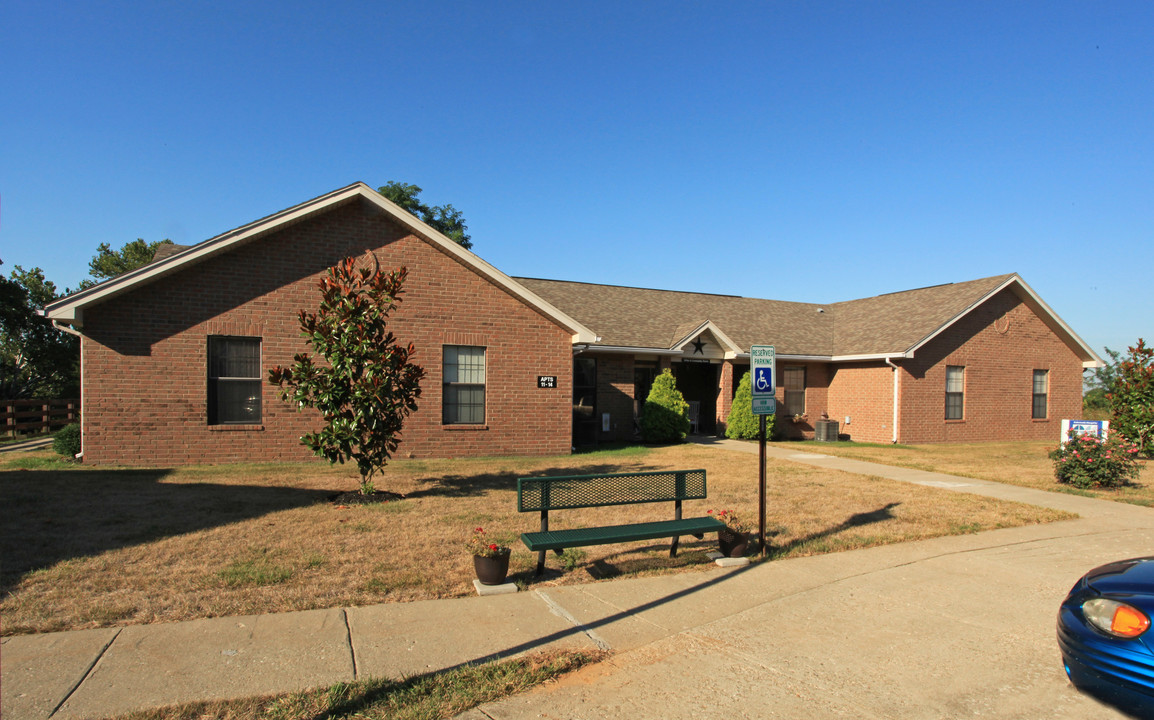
[[468, 527, 512, 585], [708, 509, 751, 557]]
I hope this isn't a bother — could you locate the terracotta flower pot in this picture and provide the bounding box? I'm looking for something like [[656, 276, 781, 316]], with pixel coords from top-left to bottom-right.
[[718, 528, 749, 558], [473, 549, 511, 585]]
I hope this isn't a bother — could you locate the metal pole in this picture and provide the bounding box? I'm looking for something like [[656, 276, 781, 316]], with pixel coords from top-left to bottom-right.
[[758, 413, 767, 556]]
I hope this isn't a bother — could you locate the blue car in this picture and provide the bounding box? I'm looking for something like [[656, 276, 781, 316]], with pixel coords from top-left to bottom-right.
[[1058, 556, 1154, 717]]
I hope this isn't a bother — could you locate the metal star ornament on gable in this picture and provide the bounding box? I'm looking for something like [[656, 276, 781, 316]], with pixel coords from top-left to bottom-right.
[[691, 337, 707, 355]]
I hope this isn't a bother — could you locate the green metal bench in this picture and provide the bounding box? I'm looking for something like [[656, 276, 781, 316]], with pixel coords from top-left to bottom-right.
[[518, 468, 726, 575]]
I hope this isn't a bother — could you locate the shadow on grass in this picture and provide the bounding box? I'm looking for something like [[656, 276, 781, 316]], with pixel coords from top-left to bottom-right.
[[406, 462, 654, 499], [770, 502, 902, 557], [0, 468, 331, 598]]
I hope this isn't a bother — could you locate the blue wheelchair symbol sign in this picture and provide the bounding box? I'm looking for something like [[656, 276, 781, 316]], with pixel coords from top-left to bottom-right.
[[754, 367, 774, 393]]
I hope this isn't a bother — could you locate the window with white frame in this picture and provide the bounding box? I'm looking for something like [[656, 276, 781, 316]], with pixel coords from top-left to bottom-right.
[[783, 366, 806, 416], [208, 336, 262, 424], [945, 365, 965, 420], [443, 345, 486, 424], [1032, 369, 1049, 419]]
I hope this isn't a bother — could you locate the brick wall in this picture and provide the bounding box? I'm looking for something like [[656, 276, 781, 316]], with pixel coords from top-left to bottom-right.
[[827, 362, 896, 443], [80, 198, 574, 465], [593, 353, 635, 442], [897, 288, 1083, 443]]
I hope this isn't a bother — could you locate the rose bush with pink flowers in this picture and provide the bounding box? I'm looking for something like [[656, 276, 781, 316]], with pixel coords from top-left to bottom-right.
[[1049, 432, 1141, 489]]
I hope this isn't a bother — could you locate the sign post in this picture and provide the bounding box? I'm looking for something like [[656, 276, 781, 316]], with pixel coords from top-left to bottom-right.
[[750, 345, 775, 557]]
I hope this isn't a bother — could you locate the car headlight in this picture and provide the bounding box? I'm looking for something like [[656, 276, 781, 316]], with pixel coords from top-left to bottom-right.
[[1083, 598, 1151, 639]]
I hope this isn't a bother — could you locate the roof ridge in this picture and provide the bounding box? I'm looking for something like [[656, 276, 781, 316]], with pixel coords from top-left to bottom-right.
[[514, 276, 745, 300]]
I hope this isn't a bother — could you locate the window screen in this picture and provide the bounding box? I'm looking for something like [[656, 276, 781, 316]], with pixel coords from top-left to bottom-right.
[[208, 336, 262, 424], [444, 346, 486, 424], [945, 365, 964, 420], [1032, 370, 1048, 419], [783, 366, 806, 416]]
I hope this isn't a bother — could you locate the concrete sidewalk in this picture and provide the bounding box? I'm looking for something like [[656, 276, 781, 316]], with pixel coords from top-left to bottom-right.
[[4, 443, 1151, 719]]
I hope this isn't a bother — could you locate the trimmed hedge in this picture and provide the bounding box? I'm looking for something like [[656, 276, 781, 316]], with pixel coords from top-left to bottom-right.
[[725, 372, 775, 439], [640, 369, 690, 443], [53, 423, 81, 457]]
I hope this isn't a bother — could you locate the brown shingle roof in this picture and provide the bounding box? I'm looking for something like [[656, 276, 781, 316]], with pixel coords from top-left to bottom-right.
[[516, 274, 1017, 357], [829, 274, 1014, 355]]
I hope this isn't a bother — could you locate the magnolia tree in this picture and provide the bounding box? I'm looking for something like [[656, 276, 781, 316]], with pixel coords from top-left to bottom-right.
[[269, 253, 425, 495], [1107, 338, 1153, 457]]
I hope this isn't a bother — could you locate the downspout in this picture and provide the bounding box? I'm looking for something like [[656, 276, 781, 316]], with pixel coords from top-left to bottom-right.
[[51, 320, 84, 460], [885, 357, 900, 444]]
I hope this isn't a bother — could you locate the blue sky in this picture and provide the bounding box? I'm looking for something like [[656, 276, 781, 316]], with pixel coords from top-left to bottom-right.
[[3, 1, 1150, 361]]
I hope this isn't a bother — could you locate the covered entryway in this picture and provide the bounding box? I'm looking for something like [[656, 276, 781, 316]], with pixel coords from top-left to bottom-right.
[[672, 361, 718, 434]]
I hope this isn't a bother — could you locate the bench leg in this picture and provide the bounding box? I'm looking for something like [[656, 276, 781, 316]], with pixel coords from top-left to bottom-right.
[[536, 549, 547, 576], [670, 535, 679, 557]]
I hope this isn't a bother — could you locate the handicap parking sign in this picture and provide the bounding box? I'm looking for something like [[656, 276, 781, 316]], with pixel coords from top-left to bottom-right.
[[750, 345, 775, 416], [754, 367, 774, 393]]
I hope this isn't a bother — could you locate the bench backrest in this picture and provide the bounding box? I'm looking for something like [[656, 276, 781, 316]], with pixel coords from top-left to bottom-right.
[[518, 469, 707, 512]]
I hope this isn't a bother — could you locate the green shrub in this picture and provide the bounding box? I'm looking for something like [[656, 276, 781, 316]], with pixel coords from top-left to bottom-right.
[[1049, 432, 1141, 489], [725, 372, 775, 439], [53, 423, 81, 457], [639, 369, 689, 443]]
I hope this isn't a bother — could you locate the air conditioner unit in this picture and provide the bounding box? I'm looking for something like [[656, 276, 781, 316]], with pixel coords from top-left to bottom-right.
[[815, 419, 839, 442]]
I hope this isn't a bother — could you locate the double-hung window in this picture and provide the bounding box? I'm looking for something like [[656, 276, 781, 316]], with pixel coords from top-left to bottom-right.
[[945, 365, 965, 420], [443, 346, 486, 424], [783, 366, 806, 416], [1032, 370, 1049, 419], [208, 336, 262, 425]]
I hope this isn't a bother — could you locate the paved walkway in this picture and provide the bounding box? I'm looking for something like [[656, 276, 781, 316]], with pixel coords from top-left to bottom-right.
[[0, 437, 53, 454], [4, 440, 1151, 719]]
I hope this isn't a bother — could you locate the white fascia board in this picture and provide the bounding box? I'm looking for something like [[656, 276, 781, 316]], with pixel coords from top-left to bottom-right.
[[578, 345, 684, 356], [357, 189, 597, 343], [905, 274, 1102, 367], [43, 182, 598, 342], [726, 352, 908, 363], [669, 321, 742, 355], [43, 183, 372, 324], [721, 353, 839, 362], [830, 352, 911, 363]]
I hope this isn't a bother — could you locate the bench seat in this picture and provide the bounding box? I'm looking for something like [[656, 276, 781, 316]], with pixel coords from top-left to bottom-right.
[[522, 516, 726, 552]]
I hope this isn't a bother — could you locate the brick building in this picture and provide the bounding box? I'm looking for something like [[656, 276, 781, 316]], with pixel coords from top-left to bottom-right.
[[519, 274, 1100, 444], [45, 183, 1101, 465]]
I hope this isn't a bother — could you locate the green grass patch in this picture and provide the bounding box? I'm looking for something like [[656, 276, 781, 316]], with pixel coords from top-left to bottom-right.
[[217, 554, 294, 587], [108, 649, 606, 720]]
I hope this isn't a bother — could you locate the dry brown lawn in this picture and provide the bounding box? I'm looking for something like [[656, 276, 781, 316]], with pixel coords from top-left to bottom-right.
[[778, 440, 1154, 507], [1, 442, 1073, 636]]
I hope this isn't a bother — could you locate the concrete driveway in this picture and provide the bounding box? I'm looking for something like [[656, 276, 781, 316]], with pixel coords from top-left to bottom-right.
[[459, 440, 1153, 719]]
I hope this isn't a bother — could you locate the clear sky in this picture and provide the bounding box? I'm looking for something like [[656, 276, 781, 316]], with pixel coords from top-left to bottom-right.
[[3, 1, 1150, 360]]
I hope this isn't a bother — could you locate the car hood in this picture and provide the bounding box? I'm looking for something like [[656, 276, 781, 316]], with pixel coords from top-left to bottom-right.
[[1086, 557, 1154, 596]]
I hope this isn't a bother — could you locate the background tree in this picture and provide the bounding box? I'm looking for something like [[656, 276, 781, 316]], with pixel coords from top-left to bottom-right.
[[0, 263, 79, 398], [269, 253, 426, 495], [78, 238, 175, 289], [1083, 346, 1123, 417], [639, 369, 690, 443], [1107, 338, 1153, 457], [725, 372, 775, 440], [377, 181, 472, 250]]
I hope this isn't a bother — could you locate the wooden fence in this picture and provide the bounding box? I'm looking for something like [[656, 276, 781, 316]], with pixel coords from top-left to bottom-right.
[[2, 399, 80, 438]]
